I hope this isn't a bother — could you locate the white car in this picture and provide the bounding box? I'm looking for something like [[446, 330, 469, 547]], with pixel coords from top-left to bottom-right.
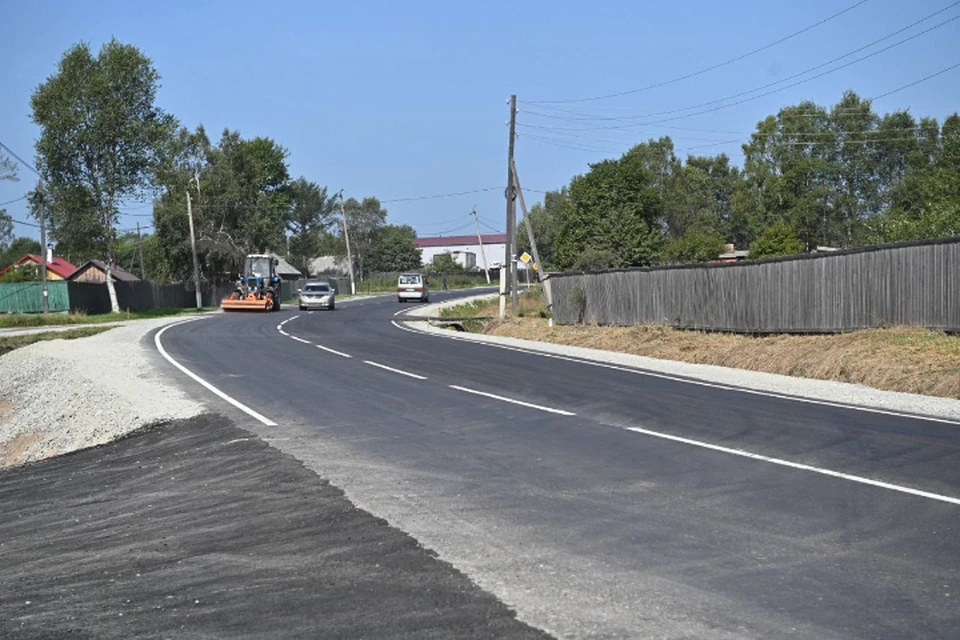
[[397, 273, 429, 303], [298, 282, 336, 310]]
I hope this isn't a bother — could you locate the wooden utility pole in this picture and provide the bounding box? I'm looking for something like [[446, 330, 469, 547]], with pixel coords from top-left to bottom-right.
[[510, 159, 552, 311], [504, 94, 518, 317], [136, 221, 146, 279], [186, 191, 202, 309], [339, 190, 356, 295], [471, 207, 491, 284]]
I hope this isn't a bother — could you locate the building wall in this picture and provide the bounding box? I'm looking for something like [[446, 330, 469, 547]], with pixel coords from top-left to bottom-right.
[[70, 266, 107, 283], [419, 242, 506, 269]]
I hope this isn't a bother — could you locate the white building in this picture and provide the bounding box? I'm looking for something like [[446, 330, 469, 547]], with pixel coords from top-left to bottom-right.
[[415, 234, 506, 271]]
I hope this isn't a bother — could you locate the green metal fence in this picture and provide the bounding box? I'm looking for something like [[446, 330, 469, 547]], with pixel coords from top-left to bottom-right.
[[0, 282, 71, 314]]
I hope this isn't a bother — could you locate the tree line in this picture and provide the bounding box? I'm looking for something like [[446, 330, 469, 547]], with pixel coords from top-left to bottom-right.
[[519, 91, 960, 271], [1, 39, 422, 309]]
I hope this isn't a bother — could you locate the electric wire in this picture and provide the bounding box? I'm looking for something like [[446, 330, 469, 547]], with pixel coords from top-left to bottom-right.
[[526, 0, 873, 104]]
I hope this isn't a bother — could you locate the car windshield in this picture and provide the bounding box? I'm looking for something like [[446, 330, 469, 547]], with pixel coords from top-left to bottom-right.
[[399, 275, 421, 285], [304, 284, 330, 293]]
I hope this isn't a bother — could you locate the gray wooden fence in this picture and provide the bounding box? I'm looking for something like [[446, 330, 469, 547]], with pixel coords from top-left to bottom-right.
[[547, 238, 960, 333]]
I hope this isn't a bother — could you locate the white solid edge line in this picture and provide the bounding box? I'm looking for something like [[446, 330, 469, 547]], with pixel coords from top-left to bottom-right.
[[391, 321, 960, 427], [626, 426, 960, 506], [363, 360, 427, 380], [155, 320, 278, 427], [316, 344, 352, 358], [290, 336, 311, 344], [449, 384, 576, 416]]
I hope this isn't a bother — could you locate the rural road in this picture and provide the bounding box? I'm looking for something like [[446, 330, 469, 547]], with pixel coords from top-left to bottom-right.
[[142, 289, 960, 639]]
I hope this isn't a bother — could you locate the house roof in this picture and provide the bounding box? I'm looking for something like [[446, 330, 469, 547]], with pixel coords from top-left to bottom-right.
[[269, 253, 302, 277], [71, 260, 141, 282], [0, 254, 79, 279], [415, 234, 506, 248]]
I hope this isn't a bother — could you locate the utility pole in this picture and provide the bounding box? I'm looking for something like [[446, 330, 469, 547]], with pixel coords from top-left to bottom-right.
[[186, 191, 202, 309], [510, 158, 551, 312], [136, 221, 146, 280], [504, 94, 518, 316], [471, 207, 490, 284], [339, 190, 356, 295], [35, 186, 49, 314]]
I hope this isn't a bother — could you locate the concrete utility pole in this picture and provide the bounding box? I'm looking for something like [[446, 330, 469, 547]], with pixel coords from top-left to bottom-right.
[[339, 190, 356, 295], [471, 207, 491, 284], [36, 187, 49, 314], [504, 94, 518, 317], [186, 191, 202, 309]]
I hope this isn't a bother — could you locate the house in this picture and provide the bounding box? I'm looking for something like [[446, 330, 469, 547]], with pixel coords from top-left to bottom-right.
[[69, 260, 141, 283], [415, 234, 506, 270], [713, 244, 750, 263], [269, 253, 303, 281], [307, 256, 351, 277], [0, 252, 78, 280]]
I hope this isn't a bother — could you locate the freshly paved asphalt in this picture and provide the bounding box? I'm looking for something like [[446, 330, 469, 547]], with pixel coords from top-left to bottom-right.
[[5, 289, 957, 638], [149, 290, 960, 638]]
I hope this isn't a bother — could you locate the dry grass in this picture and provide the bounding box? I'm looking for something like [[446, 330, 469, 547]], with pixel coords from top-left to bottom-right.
[[456, 295, 960, 400], [0, 432, 46, 468]]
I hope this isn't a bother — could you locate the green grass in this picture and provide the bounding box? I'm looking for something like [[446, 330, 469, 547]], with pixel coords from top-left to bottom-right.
[[0, 326, 114, 356], [0, 307, 213, 329]]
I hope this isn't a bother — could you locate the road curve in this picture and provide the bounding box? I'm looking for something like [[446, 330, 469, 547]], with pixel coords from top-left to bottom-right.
[[157, 290, 960, 639]]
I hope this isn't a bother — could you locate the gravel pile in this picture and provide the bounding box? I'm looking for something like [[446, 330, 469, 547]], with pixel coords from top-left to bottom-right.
[[0, 318, 203, 467]]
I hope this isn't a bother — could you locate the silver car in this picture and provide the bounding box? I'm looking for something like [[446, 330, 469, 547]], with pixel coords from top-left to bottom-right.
[[298, 281, 336, 311]]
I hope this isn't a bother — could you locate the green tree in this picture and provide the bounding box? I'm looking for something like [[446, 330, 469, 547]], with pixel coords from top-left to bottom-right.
[[429, 252, 464, 274], [518, 187, 566, 271], [0, 149, 18, 255], [153, 128, 290, 286], [554, 142, 664, 270], [335, 196, 387, 280], [749, 220, 805, 259], [369, 224, 421, 272], [0, 237, 41, 270], [661, 227, 727, 264], [286, 178, 337, 274], [31, 38, 176, 311]]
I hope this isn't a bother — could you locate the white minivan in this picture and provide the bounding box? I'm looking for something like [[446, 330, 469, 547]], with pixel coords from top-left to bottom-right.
[[397, 273, 429, 303]]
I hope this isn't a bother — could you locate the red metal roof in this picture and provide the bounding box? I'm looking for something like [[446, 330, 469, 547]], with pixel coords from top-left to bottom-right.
[[0, 254, 78, 279], [415, 234, 506, 248]]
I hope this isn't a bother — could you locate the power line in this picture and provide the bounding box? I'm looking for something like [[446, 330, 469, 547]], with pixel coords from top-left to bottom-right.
[[526, 0, 873, 104], [521, 12, 960, 132], [0, 140, 40, 177], [10, 217, 41, 229], [0, 195, 29, 207], [381, 187, 502, 203]]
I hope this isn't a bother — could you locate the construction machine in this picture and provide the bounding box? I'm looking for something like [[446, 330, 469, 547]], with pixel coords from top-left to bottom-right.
[[221, 254, 282, 312]]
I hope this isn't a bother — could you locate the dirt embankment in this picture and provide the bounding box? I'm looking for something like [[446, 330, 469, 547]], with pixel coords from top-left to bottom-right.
[[457, 296, 960, 400]]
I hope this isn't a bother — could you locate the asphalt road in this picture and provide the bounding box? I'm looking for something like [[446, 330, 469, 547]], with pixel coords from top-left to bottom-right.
[[154, 290, 960, 639]]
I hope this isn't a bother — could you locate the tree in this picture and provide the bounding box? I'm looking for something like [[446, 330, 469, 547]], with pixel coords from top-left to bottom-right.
[[429, 252, 463, 273], [749, 220, 805, 259], [286, 178, 337, 274], [31, 38, 176, 312], [0, 149, 17, 255], [0, 237, 41, 270], [369, 224, 421, 272], [554, 142, 664, 270], [336, 196, 387, 279], [517, 187, 566, 271], [661, 228, 727, 264], [153, 128, 291, 286]]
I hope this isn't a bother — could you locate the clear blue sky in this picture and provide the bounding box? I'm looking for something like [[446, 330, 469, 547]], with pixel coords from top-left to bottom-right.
[[2, 0, 958, 243]]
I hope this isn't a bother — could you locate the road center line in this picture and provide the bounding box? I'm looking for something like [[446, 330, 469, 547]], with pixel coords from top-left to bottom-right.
[[155, 320, 278, 427], [290, 336, 311, 344], [625, 425, 960, 506], [449, 385, 576, 416], [317, 344, 352, 358], [363, 360, 427, 380]]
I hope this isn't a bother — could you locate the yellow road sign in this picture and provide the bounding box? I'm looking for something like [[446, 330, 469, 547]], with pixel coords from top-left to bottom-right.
[[520, 251, 532, 264]]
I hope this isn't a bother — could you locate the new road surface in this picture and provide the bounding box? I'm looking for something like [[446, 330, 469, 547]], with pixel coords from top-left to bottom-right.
[[94, 291, 960, 636]]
